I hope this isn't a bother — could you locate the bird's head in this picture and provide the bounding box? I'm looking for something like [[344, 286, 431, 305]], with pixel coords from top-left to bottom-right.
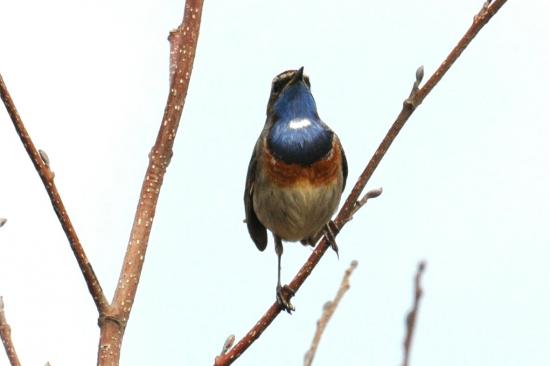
[[266, 67, 316, 120]]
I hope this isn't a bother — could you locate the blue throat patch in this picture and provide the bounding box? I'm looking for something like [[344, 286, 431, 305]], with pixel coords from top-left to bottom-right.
[[267, 82, 333, 166]]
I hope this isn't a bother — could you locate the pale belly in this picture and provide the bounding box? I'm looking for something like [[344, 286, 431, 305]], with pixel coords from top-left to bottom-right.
[[253, 175, 342, 242]]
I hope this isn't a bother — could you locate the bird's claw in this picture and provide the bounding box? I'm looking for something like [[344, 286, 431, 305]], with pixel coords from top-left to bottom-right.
[[329, 240, 339, 258], [276, 284, 295, 313]]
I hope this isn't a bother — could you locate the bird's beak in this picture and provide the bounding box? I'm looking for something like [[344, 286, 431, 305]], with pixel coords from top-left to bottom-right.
[[290, 66, 305, 85]]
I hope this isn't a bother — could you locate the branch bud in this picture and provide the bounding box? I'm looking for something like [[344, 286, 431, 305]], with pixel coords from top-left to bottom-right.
[[416, 65, 424, 84], [39, 149, 50, 168]]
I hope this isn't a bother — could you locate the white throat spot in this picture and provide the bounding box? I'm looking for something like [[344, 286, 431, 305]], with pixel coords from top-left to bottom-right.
[[288, 118, 312, 130]]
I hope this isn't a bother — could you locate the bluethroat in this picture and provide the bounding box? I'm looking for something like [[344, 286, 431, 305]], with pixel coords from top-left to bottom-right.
[[244, 67, 347, 313]]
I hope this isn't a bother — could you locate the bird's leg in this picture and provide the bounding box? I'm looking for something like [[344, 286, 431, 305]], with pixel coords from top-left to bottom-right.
[[274, 235, 295, 313], [324, 221, 339, 258]]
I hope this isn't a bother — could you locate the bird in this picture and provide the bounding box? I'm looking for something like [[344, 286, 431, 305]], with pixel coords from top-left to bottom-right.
[[244, 67, 347, 313]]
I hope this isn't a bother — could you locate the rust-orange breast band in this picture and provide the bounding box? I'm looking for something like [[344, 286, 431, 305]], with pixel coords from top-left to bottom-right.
[[262, 138, 342, 188]]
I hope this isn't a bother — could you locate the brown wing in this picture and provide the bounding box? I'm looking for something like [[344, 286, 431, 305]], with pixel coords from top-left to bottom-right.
[[244, 145, 268, 251], [340, 140, 348, 191]]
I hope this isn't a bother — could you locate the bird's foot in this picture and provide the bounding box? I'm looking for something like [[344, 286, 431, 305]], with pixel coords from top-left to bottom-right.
[[300, 238, 316, 247], [276, 284, 295, 314]]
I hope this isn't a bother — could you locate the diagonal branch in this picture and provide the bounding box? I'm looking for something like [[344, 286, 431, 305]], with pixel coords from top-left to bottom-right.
[[401, 261, 427, 366], [336, 0, 508, 229], [0, 75, 108, 314], [0, 297, 21, 366], [214, 1, 507, 364], [97, 0, 204, 364], [304, 260, 358, 366]]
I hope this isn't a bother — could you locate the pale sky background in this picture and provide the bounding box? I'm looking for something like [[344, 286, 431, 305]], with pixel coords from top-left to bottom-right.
[[1, 1, 549, 365]]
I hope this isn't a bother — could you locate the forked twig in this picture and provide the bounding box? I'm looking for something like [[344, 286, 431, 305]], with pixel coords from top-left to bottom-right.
[[0, 297, 21, 366], [402, 262, 427, 366], [344, 187, 383, 225], [214, 1, 507, 365], [304, 261, 358, 366], [1, 0, 204, 364]]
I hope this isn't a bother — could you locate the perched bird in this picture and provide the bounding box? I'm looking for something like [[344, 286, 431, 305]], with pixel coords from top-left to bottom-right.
[[244, 67, 347, 313]]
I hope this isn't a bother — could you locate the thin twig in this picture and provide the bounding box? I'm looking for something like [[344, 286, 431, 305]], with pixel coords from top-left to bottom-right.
[[402, 262, 427, 366], [345, 187, 383, 224], [214, 1, 507, 364], [0, 297, 21, 366], [0, 76, 108, 314], [304, 261, 358, 366], [96, 1, 204, 364]]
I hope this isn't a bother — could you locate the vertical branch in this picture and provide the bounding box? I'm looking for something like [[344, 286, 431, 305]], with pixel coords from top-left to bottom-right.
[[0, 297, 21, 366], [401, 262, 427, 366], [96, 0, 204, 365]]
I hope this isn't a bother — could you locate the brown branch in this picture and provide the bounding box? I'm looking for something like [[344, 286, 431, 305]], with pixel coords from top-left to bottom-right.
[[402, 261, 427, 366], [0, 297, 21, 366], [3, 0, 203, 364], [336, 0, 508, 229], [96, 1, 204, 364], [214, 1, 507, 365], [0, 76, 108, 314], [304, 260, 358, 366]]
